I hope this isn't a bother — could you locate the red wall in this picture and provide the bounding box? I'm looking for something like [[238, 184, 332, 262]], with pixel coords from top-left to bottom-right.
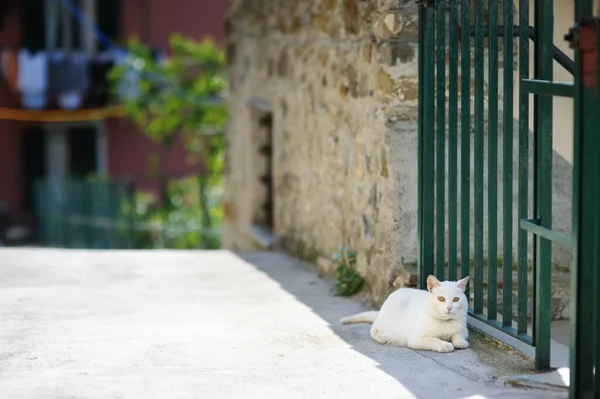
[[105, 118, 206, 195], [121, 0, 227, 47], [0, 122, 23, 216], [0, 2, 24, 216], [0, 0, 227, 216]]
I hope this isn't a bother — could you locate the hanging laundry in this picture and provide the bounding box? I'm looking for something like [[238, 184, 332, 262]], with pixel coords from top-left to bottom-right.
[[0, 48, 18, 93], [17, 49, 49, 109], [49, 51, 90, 110], [48, 50, 66, 97], [88, 51, 115, 107]]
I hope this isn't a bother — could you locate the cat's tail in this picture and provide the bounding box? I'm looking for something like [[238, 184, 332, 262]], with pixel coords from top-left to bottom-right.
[[339, 311, 379, 325]]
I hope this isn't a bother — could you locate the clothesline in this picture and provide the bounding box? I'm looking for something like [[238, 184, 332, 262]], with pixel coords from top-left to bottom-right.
[[58, 0, 116, 50], [0, 106, 124, 122], [0, 0, 131, 122], [0, 0, 205, 123]]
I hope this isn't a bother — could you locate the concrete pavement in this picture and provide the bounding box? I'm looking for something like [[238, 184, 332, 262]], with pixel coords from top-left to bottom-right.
[[0, 249, 567, 398]]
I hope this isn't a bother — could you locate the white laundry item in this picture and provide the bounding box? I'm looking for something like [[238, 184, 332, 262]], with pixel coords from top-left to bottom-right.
[[58, 91, 83, 110], [21, 92, 47, 109], [17, 49, 48, 93], [18, 49, 49, 109], [51, 51, 89, 110]]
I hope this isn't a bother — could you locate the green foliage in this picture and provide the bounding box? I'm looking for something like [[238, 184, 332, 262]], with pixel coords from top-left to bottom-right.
[[108, 34, 226, 187], [108, 35, 226, 149], [117, 176, 222, 249], [107, 34, 226, 249], [332, 246, 365, 297]]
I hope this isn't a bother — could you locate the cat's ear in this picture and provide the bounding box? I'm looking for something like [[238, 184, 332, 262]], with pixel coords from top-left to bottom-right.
[[427, 275, 440, 293], [456, 276, 470, 292]]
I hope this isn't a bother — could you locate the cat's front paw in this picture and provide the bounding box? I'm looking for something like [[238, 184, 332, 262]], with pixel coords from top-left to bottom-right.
[[436, 342, 455, 353], [452, 338, 469, 349], [370, 327, 388, 345]]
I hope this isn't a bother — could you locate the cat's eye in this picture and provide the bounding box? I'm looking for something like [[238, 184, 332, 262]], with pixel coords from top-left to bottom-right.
[[437, 296, 445, 302], [453, 297, 460, 302]]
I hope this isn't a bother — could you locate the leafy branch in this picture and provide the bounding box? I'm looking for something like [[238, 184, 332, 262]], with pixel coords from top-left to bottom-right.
[[107, 34, 227, 203]]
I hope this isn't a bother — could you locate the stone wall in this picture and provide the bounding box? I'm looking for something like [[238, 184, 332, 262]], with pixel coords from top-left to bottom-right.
[[223, 0, 420, 303], [223, 0, 574, 313]]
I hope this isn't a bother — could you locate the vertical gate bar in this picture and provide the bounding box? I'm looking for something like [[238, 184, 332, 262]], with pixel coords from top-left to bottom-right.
[[84, 182, 91, 249], [53, 183, 58, 247], [44, 182, 49, 245], [569, 13, 582, 395], [64, 182, 69, 247], [50, 182, 57, 246], [487, 0, 499, 320], [50, 183, 55, 245], [420, 3, 436, 288], [45, 182, 52, 246], [436, 0, 447, 279], [533, 0, 553, 371], [83, 184, 87, 247], [517, 0, 530, 335], [40, 181, 47, 245], [66, 183, 73, 247], [107, 182, 115, 249], [127, 182, 136, 249], [570, 1, 595, 396], [84, 183, 90, 248], [595, 121, 600, 399], [67, 183, 73, 247], [418, 3, 424, 288], [569, 71, 580, 399], [593, 26, 600, 393], [74, 182, 79, 247], [61, 182, 68, 247], [34, 182, 42, 245], [474, 0, 485, 315], [568, 4, 581, 395], [75, 182, 81, 248], [502, 0, 515, 328], [75, 183, 79, 248], [448, 0, 459, 281], [460, 0, 472, 300], [56, 183, 62, 247]]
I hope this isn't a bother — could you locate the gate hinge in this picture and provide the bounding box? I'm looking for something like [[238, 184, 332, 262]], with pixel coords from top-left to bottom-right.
[[565, 18, 599, 94], [565, 17, 600, 49], [416, 0, 436, 8]]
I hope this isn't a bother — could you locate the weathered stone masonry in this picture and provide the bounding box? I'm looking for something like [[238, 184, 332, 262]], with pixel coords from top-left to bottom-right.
[[223, 0, 420, 304], [223, 0, 574, 317]]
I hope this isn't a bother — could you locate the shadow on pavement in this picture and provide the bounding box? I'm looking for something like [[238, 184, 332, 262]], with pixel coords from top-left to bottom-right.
[[235, 251, 565, 399]]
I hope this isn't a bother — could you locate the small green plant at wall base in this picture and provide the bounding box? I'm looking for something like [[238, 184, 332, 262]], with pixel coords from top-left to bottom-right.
[[332, 246, 364, 296]]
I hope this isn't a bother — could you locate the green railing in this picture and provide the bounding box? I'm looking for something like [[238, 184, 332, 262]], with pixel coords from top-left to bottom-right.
[[35, 180, 131, 248], [34, 178, 221, 250], [418, 0, 575, 371]]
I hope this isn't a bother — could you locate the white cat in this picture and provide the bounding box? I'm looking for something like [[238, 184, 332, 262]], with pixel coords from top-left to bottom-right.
[[340, 275, 470, 353]]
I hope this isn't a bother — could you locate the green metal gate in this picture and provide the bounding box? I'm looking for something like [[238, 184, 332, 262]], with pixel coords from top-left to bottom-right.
[[567, 1, 600, 397], [417, 0, 600, 382]]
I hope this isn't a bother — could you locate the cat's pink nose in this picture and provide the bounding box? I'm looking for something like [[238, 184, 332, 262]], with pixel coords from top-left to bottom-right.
[[446, 306, 452, 312]]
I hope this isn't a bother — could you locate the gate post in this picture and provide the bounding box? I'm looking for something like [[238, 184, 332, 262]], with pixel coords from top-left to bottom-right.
[[568, 1, 600, 396], [417, 0, 435, 289], [532, 0, 554, 372]]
